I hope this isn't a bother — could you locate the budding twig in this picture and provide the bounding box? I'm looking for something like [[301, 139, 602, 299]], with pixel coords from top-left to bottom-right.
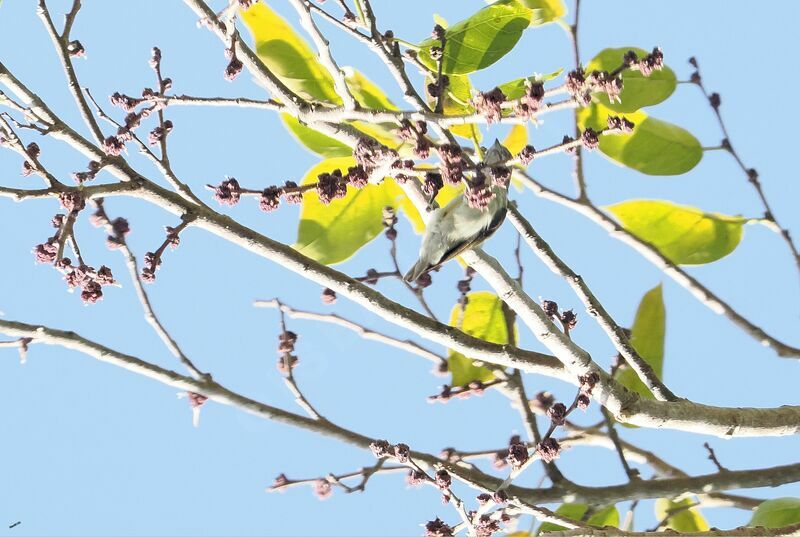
[[704, 442, 729, 473], [689, 56, 800, 279], [506, 204, 676, 402], [515, 169, 800, 359], [91, 200, 207, 380]]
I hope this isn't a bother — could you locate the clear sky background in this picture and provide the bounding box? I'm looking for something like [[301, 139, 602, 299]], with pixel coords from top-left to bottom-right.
[[1, 1, 799, 535]]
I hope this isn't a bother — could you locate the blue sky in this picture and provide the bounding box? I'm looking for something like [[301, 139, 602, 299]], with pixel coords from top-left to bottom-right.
[[0, 0, 799, 535]]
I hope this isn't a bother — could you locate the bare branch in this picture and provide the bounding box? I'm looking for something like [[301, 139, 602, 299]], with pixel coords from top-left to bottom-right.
[[515, 169, 800, 359], [507, 204, 675, 401], [37, 0, 105, 144]]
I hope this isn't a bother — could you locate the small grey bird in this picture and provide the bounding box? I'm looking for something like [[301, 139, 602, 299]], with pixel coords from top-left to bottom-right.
[[403, 139, 511, 282]]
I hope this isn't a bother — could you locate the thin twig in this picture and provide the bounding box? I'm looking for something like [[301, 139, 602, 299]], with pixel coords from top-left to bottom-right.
[[92, 200, 207, 380], [515, 169, 800, 359], [506, 204, 676, 401], [704, 442, 729, 473], [689, 57, 800, 277]]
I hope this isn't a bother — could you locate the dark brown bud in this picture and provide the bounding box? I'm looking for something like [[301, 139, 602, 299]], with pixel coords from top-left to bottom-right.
[[560, 309, 578, 330], [406, 469, 427, 487], [541, 299, 559, 318], [506, 441, 529, 469], [394, 443, 410, 463], [259, 186, 281, 213], [321, 287, 337, 305], [66, 40, 85, 58], [535, 437, 561, 463], [581, 128, 600, 150], [369, 439, 392, 458], [518, 144, 535, 165], [434, 469, 452, 490], [425, 518, 453, 537], [547, 402, 567, 426]]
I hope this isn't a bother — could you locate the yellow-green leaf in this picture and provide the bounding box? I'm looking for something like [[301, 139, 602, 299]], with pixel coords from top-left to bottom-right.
[[518, 0, 567, 26], [607, 200, 747, 265], [344, 68, 398, 111], [426, 74, 482, 143], [295, 158, 403, 264], [418, 1, 531, 75], [281, 114, 352, 157], [655, 498, 709, 532], [749, 498, 800, 529], [538, 504, 619, 534], [615, 285, 665, 399], [447, 292, 514, 386], [496, 69, 563, 100], [240, 3, 338, 103], [275, 66, 399, 156], [586, 47, 677, 113], [577, 103, 702, 175], [503, 124, 528, 155]]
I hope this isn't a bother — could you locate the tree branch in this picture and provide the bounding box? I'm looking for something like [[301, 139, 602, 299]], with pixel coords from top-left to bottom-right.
[[515, 169, 800, 358], [507, 204, 675, 401]]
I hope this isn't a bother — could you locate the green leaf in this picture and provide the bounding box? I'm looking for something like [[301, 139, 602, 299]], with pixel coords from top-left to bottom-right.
[[344, 68, 398, 111], [750, 498, 800, 528], [418, 1, 532, 75], [295, 157, 405, 264], [586, 47, 677, 113], [615, 285, 665, 399], [240, 2, 338, 103], [426, 74, 482, 142], [497, 69, 563, 100], [538, 504, 619, 534], [607, 200, 747, 264], [281, 114, 353, 157], [518, 0, 567, 26], [447, 292, 515, 386], [654, 498, 709, 532], [275, 67, 399, 156], [577, 103, 702, 175]]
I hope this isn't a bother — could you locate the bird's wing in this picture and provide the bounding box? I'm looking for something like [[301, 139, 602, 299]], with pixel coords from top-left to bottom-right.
[[433, 204, 508, 269]]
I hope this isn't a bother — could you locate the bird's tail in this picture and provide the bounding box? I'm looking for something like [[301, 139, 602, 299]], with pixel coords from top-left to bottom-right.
[[403, 258, 432, 282]]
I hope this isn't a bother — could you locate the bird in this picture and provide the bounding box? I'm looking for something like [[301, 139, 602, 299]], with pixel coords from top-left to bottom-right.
[[403, 139, 511, 282]]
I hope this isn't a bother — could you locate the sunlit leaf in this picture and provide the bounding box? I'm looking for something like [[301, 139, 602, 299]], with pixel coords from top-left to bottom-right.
[[749, 498, 800, 529], [281, 114, 352, 157], [607, 200, 747, 264], [240, 3, 338, 103], [418, 1, 531, 75], [497, 69, 563, 100], [577, 103, 702, 175], [295, 157, 401, 264], [538, 504, 619, 534], [655, 498, 709, 532], [344, 68, 398, 111], [426, 74, 482, 143], [503, 124, 528, 155], [586, 47, 677, 113], [447, 292, 515, 386], [433, 13, 449, 29], [518, 0, 567, 26], [615, 285, 665, 399], [273, 66, 399, 156]]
